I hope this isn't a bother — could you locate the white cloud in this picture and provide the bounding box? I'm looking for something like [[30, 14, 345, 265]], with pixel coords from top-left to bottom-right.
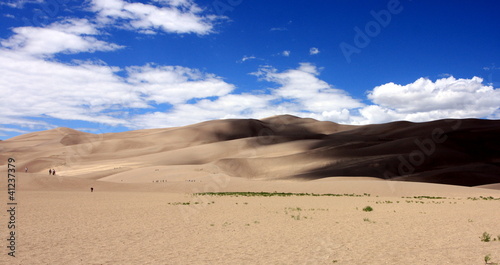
[[0, 19, 123, 56], [90, 0, 221, 35], [1, 10, 498, 137], [126, 64, 234, 105], [253, 63, 364, 116], [130, 63, 366, 128], [0, 127, 29, 134], [1, 0, 44, 9], [0, 48, 235, 130], [309, 47, 320, 55], [270, 27, 287, 31], [359, 76, 500, 124], [130, 93, 274, 128], [240, 55, 256, 63]]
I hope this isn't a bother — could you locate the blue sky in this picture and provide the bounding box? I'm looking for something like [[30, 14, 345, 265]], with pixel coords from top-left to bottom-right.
[[0, 0, 499, 139]]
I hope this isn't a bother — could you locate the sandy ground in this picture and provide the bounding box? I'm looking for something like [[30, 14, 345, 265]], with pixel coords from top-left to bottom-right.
[[1, 173, 500, 265]]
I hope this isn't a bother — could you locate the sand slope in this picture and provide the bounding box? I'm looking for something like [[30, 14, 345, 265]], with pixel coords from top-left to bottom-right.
[[1, 115, 499, 187]]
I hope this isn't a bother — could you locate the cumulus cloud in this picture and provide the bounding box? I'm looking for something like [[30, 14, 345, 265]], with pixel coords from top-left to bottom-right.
[[253, 63, 364, 116], [0, 50, 138, 126], [90, 0, 221, 35], [131, 63, 366, 128], [0, 19, 123, 56], [117, 66, 500, 129], [282, 50, 291, 57], [126, 64, 234, 105], [0, 48, 235, 130], [309, 47, 320, 55], [130, 93, 274, 128], [1, 44, 498, 136], [360, 76, 500, 124]]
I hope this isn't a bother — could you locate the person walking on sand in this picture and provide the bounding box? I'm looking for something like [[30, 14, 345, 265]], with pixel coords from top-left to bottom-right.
[[91, 187, 93, 192], [49, 169, 52, 175], [25, 167, 28, 173], [52, 169, 56, 175]]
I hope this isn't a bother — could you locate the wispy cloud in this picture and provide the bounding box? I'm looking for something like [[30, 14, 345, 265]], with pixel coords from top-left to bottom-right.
[[270, 27, 287, 31], [239, 55, 256, 63], [282, 50, 290, 57], [1, 0, 44, 9]]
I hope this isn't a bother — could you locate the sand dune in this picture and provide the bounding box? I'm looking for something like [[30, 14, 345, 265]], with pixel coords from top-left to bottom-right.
[[1, 115, 498, 187]]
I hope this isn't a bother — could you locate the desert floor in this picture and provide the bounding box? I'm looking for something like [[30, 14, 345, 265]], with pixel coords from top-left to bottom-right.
[[1, 173, 500, 265]]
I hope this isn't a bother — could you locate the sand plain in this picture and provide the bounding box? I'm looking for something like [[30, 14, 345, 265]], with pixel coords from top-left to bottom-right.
[[0, 173, 498, 264]]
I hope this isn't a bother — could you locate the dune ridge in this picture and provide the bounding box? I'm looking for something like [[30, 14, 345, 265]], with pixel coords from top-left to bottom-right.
[[1, 115, 499, 187]]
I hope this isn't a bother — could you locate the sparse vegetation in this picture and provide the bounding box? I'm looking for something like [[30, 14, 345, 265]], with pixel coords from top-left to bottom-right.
[[484, 254, 498, 265], [196, 191, 370, 197], [291, 214, 301, 220], [468, 196, 500, 201], [411, 196, 447, 200], [284, 207, 313, 220], [168, 202, 192, 205], [362, 206, 373, 212], [481, 232, 491, 242], [363, 218, 375, 223], [376, 200, 393, 204]]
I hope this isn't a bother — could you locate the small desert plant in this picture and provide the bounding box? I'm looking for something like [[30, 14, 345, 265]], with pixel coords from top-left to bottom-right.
[[481, 232, 491, 242], [363, 206, 373, 212], [485, 254, 491, 264], [484, 254, 497, 264]]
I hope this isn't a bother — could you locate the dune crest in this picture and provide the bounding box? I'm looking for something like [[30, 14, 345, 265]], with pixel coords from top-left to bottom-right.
[[1, 115, 499, 187]]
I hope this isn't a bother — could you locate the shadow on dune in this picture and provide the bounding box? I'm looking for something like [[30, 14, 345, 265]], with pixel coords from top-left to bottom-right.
[[291, 119, 500, 186], [2, 115, 499, 187]]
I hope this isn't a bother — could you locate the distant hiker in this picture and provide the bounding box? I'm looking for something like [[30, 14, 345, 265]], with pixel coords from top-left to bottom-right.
[[49, 169, 52, 175], [52, 169, 56, 175], [91, 187, 93, 192], [25, 167, 28, 173]]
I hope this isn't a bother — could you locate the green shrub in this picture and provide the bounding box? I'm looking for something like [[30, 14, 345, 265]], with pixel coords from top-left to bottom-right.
[[481, 232, 491, 242], [362, 206, 373, 212]]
